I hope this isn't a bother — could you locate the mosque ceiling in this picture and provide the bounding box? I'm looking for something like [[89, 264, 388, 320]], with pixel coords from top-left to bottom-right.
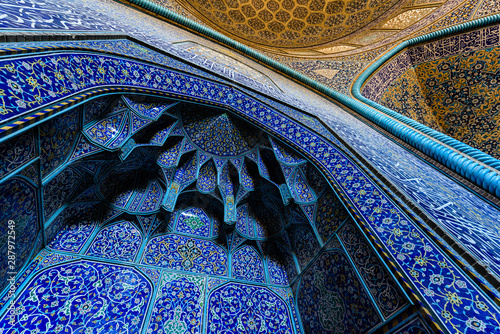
[[170, 0, 405, 50], [152, 0, 500, 60]]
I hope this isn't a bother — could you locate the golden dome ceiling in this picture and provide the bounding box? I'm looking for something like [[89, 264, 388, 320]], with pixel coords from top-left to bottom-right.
[[175, 0, 404, 49]]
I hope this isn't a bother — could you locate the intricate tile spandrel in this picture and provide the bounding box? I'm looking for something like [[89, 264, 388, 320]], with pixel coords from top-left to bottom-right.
[[40, 108, 80, 178], [86, 221, 142, 262], [0, 129, 36, 180], [141, 234, 227, 275], [315, 188, 349, 243], [339, 220, 407, 318], [146, 272, 206, 334], [0, 178, 38, 292], [207, 283, 295, 333], [232, 245, 265, 283], [48, 220, 96, 253], [0, 261, 152, 333], [298, 250, 381, 333], [293, 225, 321, 269]]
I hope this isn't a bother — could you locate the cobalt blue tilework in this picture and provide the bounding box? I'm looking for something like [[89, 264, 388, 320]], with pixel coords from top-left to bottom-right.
[[48, 220, 96, 253], [207, 282, 294, 333], [175, 207, 211, 238], [146, 272, 206, 334], [0, 260, 152, 333], [86, 221, 142, 262], [0, 129, 36, 180], [231, 245, 265, 283], [141, 234, 228, 275], [315, 188, 348, 243], [0, 14, 499, 331], [40, 108, 80, 178], [298, 250, 382, 333]]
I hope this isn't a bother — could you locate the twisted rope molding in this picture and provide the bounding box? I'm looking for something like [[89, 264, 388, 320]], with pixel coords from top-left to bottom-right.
[[119, 0, 500, 198]]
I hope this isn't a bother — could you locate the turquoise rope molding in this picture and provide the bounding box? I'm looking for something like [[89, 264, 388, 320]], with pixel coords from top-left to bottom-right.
[[351, 15, 500, 195], [118, 0, 500, 198]]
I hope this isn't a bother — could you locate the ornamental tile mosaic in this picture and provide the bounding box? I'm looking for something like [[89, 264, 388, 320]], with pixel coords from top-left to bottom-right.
[[146, 272, 206, 334], [267, 243, 298, 286], [175, 207, 211, 238], [231, 245, 265, 283], [48, 220, 96, 253], [142, 234, 228, 275], [86, 221, 142, 262], [207, 282, 295, 333], [362, 25, 500, 158], [40, 108, 80, 178], [2, 6, 500, 330], [43, 167, 82, 221], [339, 220, 408, 318], [0, 178, 38, 292], [298, 250, 381, 333], [181, 104, 261, 157], [292, 225, 321, 270], [0, 129, 36, 180], [0, 260, 152, 333], [315, 188, 349, 243]]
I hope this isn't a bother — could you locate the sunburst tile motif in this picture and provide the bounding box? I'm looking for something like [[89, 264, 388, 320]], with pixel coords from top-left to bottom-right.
[[181, 105, 260, 157], [298, 251, 381, 333]]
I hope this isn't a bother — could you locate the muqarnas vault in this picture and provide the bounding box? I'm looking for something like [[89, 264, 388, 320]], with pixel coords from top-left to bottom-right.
[[0, 91, 411, 333]]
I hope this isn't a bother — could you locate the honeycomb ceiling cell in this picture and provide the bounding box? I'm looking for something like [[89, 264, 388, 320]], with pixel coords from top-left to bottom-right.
[[177, 0, 404, 49]]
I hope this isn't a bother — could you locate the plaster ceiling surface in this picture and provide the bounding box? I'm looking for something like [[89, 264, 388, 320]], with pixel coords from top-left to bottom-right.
[[174, 0, 405, 49]]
